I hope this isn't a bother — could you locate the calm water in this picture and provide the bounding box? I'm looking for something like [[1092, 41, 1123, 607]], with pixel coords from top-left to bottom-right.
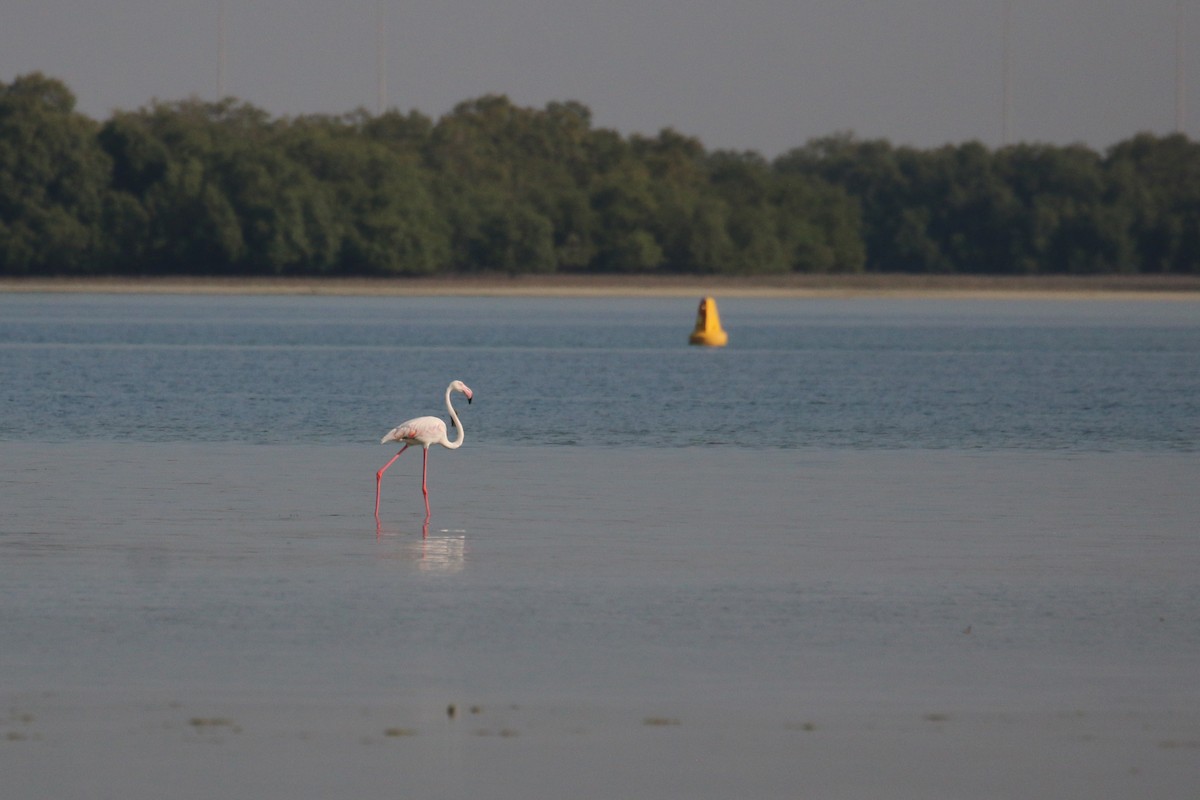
[[2, 293, 1199, 799], [1, 293, 1197, 449]]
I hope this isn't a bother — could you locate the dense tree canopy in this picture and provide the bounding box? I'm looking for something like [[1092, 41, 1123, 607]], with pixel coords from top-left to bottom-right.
[[1, 72, 1197, 276], [0, 73, 110, 274], [776, 133, 1200, 274]]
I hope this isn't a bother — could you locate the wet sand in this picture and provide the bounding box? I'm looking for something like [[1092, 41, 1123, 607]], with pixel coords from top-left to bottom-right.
[[5, 690, 1198, 800], [3, 272, 1200, 299]]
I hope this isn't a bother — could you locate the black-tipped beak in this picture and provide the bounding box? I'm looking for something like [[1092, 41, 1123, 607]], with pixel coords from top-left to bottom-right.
[[467, 396, 473, 404]]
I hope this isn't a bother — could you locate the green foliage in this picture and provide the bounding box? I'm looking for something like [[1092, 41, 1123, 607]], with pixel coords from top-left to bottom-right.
[[0, 73, 110, 274], [1105, 134, 1200, 273], [1, 73, 1198, 276], [779, 132, 1198, 274]]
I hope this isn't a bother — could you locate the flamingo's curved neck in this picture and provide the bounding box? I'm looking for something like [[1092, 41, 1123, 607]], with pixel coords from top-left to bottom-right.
[[443, 385, 465, 449]]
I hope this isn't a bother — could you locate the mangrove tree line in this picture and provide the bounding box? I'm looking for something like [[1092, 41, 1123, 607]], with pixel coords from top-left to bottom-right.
[[2, 72, 1198, 277]]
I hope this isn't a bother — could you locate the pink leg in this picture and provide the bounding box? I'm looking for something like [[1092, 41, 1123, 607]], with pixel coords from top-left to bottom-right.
[[375, 445, 408, 517], [421, 448, 431, 517]]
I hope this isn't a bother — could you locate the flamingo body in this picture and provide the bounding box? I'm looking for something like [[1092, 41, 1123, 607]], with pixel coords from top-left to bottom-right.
[[381, 416, 450, 448], [376, 380, 473, 520]]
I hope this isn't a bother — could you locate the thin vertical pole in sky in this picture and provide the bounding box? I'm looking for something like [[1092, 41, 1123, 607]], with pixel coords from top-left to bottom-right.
[[217, 0, 228, 99], [376, 0, 388, 113], [1177, 0, 1187, 133], [1002, 0, 1013, 146]]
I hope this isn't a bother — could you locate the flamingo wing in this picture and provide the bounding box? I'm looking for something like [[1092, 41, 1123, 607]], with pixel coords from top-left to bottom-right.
[[381, 415, 447, 446]]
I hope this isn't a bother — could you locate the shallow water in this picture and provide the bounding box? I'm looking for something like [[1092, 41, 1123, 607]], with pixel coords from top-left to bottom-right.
[[4, 441, 1198, 705], [2, 294, 1199, 798]]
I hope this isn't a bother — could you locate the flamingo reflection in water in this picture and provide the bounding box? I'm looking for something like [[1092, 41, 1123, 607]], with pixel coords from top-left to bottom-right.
[[375, 520, 467, 572], [375, 380, 473, 527], [412, 532, 467, 573]]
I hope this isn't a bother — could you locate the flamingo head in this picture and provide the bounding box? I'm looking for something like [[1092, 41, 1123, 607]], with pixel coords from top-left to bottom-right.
[[451, 380, 473, 404]]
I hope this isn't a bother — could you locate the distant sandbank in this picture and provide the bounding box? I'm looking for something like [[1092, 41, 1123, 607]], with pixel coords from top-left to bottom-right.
[[3, 273, 1199, 300]]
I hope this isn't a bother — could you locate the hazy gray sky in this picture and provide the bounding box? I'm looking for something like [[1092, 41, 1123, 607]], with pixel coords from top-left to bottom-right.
[[3, 1, 1196, 156]]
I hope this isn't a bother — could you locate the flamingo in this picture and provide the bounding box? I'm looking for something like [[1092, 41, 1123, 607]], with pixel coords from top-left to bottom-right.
[[375, 380, 473, 519]]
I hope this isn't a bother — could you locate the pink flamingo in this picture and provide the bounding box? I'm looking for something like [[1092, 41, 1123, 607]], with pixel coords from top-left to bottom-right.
[[375, 380, 473, 519]]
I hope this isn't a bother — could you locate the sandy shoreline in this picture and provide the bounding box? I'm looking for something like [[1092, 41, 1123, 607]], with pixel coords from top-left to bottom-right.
[[3, 272, 1200, 300]]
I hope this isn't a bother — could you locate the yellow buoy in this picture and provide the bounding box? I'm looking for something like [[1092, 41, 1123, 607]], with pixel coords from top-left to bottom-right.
[[688, 296, 729, 347]]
